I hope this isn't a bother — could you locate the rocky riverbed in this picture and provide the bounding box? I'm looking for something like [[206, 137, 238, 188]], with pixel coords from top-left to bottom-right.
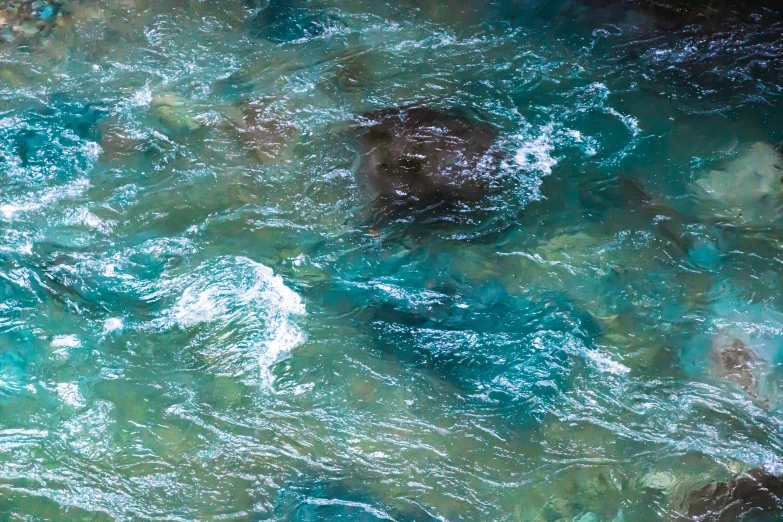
[[1, 0, 783, 520]]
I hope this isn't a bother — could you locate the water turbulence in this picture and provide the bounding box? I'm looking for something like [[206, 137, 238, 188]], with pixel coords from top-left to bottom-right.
[[1, 0, 783, 520]]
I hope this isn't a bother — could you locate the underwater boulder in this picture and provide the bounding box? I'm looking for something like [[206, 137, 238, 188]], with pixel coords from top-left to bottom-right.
[[579, 174, 691, 255], [151, 92, 202, 136], [681, 298, 783, 405], [637, 0, 779, 19], [709, 333, 763, 397], [692, 142, 783, 227], [329, 47, 381, 95], [350, 281, 587, 428], [251, 0, 340, 42], [355, 106, 498, 207], [97, 121, 144, 162], [680, 468, 783, 521], [224, 98, 299, 162]]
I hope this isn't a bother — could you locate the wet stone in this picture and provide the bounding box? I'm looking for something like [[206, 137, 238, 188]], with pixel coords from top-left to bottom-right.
[[328, 48, 381, 96], [709, 333, 763, 397], [354, 106, 499, 208], [680, 468, 783, 522]]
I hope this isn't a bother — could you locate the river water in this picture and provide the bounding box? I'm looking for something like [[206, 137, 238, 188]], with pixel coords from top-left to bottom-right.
[[1, 0, 783, 520]]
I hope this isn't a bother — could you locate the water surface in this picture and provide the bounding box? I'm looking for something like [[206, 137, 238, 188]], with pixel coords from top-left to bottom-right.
[[1, 0, 783, 520]]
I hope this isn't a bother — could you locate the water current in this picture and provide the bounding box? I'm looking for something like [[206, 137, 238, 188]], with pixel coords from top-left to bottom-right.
[[1, 0, 783, 520]]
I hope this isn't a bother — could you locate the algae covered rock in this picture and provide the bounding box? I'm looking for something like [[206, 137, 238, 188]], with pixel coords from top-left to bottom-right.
[[150, 92, 202, 135], [354, 106, 498, 206], [693, 142, 783, 227]]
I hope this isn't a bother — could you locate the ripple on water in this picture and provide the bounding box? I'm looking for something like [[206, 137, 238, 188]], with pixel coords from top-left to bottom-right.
[[0, 0, 783, 519], [147, 256, 306, 387]]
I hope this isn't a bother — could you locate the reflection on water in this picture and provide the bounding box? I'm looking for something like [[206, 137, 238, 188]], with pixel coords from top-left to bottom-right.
[[1, 0, 783, 520]]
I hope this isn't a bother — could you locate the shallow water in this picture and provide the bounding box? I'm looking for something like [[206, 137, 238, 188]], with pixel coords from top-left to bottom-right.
[[1, 0, 783, 520]]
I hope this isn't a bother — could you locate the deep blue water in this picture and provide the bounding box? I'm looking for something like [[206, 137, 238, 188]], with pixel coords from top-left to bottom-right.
[[1, 0, 783, 520]]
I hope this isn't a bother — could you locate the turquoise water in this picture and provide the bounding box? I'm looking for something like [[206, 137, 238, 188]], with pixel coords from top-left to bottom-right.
[[1, 0, 783, 520]]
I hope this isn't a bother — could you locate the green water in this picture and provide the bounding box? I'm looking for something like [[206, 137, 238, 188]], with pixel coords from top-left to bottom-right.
[[1, 0, 783, 520]]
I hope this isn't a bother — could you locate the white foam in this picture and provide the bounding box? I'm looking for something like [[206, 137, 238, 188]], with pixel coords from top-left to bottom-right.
[[514, 136, 557, 175], [606, 107, 641, 137], [172, 285, 222, 327], [52, 335, 81, 348], [130, 84, 152, 108], [585, 82, 641, 137], [164, 256, 305, 388], [559, 334, 630, 376], [585, 349, 630, 375], [511, 121, 600, 179], [64, 207, 116, 234], [0, 179, 90, 222], [566, 129, 598, 156], [0, 204, 19, 219], [104, 318, 124, 333]]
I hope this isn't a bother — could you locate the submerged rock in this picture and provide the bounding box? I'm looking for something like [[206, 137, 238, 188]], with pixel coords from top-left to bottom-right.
[[579, 173, 691, 255], [680, 468, 783, 521], [637, 0, 779, 20], [150, 92, 202, 135], [355, 106, 498, 207], [223, 98, 299, 162], [97, 122, 143, 162], [251, 0, 340, 42], [581, 0, 781, 32], [330, 47, 379, 95], [709, 333, 763, 397], [693, 142, 783, 227], [681, 298, 783, 405]]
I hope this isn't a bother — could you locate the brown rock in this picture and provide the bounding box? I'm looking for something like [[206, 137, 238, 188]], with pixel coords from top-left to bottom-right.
[[709, 334, 762, 397], [355, 106, 498, 205], [98, 122, 142, 162], [226, 99, 299, 163], [679, 468, 783, 521]]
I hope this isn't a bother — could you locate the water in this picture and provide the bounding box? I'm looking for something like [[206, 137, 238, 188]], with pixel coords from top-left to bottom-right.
[[1, 0, 783, 520]]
